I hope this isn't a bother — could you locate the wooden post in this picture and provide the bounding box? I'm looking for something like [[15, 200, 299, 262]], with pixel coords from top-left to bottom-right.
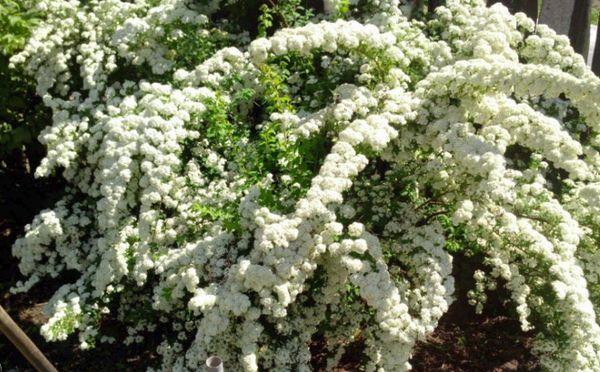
[[568, 0, 592, 58], [0, 305, 58, 372], [538, 0, 576, 36]]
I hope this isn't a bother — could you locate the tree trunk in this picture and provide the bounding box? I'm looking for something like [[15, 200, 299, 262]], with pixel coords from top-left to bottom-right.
[[539, 0, 576, 36]]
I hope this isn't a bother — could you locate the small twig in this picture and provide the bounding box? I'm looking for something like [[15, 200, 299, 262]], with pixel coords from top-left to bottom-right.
[[417, 210, 449, 226], [414, 189, 452, 211], [21, 145, 31, 174], [514, 213, 550, 224], [414, 199, 445, 211]]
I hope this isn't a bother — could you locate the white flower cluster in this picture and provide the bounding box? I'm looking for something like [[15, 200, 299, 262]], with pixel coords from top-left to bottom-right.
[[9, 0, 600, 370], [10, 0, 239, 96]]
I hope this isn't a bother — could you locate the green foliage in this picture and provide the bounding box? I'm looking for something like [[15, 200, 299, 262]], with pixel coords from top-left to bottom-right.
[[591, 6, 599, 26], [163, 22, 240, 71], [259, 63, 295, 113], [257, 0, 314, 37], [258, 4, 274, 37], [192, 202, 242, 233], [0, 0, 40, 55], [337, 0, 351, 15], [0, 56, 49, 159], [0, 0, 47, 164]]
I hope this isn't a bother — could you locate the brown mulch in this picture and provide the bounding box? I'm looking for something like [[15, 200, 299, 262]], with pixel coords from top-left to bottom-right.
[[310, 252, 540, 372], [410, 304, 539, 371], [309, 288, 539, 372]]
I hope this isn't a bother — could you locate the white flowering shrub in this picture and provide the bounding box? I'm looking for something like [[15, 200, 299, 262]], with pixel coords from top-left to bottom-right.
[[9, 0, 600, 370]]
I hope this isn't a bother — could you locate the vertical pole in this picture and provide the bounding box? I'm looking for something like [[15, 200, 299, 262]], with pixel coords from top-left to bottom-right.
[[0, 305, 58, 372], [592, 13, 600, 74], [568, 0, 592, 59]]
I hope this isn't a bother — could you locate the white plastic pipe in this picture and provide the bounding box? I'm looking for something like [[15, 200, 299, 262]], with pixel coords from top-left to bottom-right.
[[206, 356, 224, 372]]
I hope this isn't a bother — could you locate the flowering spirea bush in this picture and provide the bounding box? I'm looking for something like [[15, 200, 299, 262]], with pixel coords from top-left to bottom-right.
[[9, 0, 600, 370]]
